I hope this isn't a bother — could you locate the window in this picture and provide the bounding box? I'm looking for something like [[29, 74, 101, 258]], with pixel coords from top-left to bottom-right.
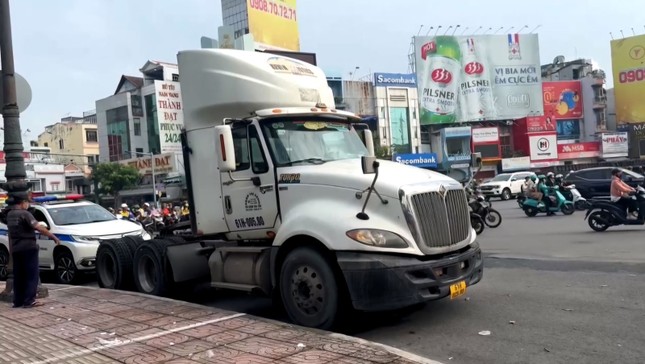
[[32, 209, 49, 224], [578, 170, 608, 180], [28, 179, 43, 192], [87, 155, 96, 164], [249, 126, 268, 174], [85, 129, 98, 143], [133, 118, 141, 136], [106, 106, 131, 161], [59, 139, 64, 149], [136, 148, 144, 155], [145, 94, 160, 155], [172, 73, 179, 82], [231, 126, 250, 171]]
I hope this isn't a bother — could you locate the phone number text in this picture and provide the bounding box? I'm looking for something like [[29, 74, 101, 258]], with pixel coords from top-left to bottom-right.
[[249, 0, 297, 21]]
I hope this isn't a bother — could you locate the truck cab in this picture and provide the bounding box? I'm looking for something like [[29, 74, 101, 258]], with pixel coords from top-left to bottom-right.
[[172, 49, 483, 329]]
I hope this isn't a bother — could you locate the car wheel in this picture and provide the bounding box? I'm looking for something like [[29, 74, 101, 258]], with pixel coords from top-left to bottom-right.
[[55, 250, 79, 285], [0, 246, 9, 281], [501, 188, 511, 200], [279, 247, 340, 330]]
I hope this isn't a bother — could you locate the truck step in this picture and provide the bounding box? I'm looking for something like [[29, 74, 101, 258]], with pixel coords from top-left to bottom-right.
[[211, 282, 263, 292], [217, 246, 270, 254]]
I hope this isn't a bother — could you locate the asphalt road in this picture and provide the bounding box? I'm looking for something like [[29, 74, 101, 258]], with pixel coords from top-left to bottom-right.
[[193, 200, 645, 364], [75, 199, 645, 363]]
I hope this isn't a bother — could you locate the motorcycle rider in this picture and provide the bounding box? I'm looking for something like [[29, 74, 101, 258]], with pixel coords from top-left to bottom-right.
[[610, 168, 638, 219], [545, 172, 556, 187], [538, 175, 555, 215]]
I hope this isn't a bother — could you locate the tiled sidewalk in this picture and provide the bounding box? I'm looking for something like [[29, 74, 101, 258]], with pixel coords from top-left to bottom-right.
[[0, 284, 439, 364]]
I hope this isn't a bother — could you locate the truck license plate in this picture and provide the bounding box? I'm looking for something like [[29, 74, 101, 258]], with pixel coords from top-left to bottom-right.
[[449, 280, 467, 299]]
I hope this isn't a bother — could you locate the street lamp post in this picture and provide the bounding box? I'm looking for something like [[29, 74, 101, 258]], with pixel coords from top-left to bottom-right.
[[128, 151, 157, 208], [0, 0, 48, 301]]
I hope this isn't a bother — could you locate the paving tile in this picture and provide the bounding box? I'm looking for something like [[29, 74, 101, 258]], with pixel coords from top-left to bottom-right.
[[90, 302, 134, 314], [213, 316, 257, 330], [227, 336, 301, 360], [175, 308, 216, 320], [178, 324, 225, 339], [92, 317, 134, 331], [0, 307, 45, 319], [161, 339, 213, 357], [20, 313, 65, 328], [162, 359, 203, 364], [0, 349, 44, 363], [234, 321, 283, 335], [58, 353, 121, 364], [109, 294, 148, 305], [142, 315, 185, 328], [334, 357, 377, 364], [111, 322, 155, 336], [203, 329, 252, 346], [122, 349, 178, 363], [346, 346, 400, 363], [124, 327, 166, 340], [158, 319, 199, 331], [97, 343, 156, 361], [260, 328, 306, 341], [77, 313, 118, 326], [191, 347, 276, 363], [280, 349, 342, 364], [145, 332, 192, 349], [42, 321, 100, 339]]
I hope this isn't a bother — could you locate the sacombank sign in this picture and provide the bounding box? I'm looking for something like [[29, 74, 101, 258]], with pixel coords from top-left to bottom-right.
[[393, 153, 438, 168], [374, 73, 417, 88]]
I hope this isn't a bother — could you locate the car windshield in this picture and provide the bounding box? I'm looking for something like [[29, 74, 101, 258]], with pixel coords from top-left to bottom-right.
[[489, 174, 511, 182], [48, 204, 117, 226], [260, 118, 368, 166]]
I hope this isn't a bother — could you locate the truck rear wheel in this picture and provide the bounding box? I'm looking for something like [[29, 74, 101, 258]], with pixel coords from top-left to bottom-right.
[[133, 240, 172, 296], [279, 247, 339, 330], [97, 239, 135, 290]]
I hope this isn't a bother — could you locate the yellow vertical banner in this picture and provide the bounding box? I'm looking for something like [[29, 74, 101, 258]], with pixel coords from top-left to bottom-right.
[[246, 0, 300, 51], [611, 34, 645, 124]]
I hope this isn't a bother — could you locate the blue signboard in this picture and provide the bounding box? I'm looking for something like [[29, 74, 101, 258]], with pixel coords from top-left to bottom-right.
[[393, 153, 438, 168], [374, 73, 417, 88]]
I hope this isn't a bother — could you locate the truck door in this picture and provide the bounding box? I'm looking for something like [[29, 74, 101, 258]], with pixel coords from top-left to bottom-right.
[[221, 124, 278, 235]]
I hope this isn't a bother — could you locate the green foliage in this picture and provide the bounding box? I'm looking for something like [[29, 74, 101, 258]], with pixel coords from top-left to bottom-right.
[[375, 145, 392, 160], [91, 163, 140, 198]]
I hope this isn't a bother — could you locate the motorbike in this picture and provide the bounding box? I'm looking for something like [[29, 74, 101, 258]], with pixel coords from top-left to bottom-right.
[[522, 186, 575, 217], [470, 212, 485, 235], [467, 188, 502, 228], [585, 186, 645, 232], [560, 183, 590, 211]]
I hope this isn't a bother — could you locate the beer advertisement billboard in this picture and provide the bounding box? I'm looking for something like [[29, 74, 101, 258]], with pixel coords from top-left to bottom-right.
[[542, 81, 583, 120], [610, 34, 645, 124], [415, 34, 542, 125], [247, 0, 300, 51]]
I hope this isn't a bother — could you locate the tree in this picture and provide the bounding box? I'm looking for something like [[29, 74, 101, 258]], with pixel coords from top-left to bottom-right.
[[91, 163, 141, 208]]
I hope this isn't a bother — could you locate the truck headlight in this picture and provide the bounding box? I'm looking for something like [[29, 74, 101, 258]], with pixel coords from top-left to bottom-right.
[[346, 229, 408, 248]]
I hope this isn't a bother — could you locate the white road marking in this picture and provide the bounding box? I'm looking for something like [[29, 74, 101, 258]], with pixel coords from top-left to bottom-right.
[[28, 312, 246, 364]]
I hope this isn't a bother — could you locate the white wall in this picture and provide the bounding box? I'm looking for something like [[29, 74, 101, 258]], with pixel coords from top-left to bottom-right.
[[96, 92, 128, 162]]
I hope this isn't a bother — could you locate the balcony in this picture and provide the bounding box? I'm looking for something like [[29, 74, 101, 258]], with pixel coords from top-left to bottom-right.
[[593, 96, 607, 109]]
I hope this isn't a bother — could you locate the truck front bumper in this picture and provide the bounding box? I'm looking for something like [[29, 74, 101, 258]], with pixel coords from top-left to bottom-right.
[[336, 243, 483, 312]]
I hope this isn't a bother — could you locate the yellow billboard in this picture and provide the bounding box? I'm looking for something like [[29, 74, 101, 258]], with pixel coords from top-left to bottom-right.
[[611, 34, 645, 124], [247, 0, 300, 51]]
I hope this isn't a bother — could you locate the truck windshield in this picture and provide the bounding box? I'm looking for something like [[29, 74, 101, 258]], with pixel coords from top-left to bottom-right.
[[261, 119, 368, 166]]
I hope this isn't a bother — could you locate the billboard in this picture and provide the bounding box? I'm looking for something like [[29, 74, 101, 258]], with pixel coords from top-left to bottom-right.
[[526, 115, 556, 133], [601, 132, 628, 158], [154, 80, 184, 154], [611, 34, 645, 124], [415, 34, 542, 124], [557, 142, 600, 160], [392, 153, 438, 168], [542, 81, 583, 120], [247, 0, 299, 51], [374, 73, 417, 88], [528, 133, 558, 161]]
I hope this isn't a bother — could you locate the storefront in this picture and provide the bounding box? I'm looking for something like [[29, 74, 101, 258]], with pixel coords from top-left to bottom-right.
[[471, 127, 501, 178], [620, 123, 645, 159], [391, 153, 438, 170], [118, 152, 186, 204], [557, 141, 600, 164], [600, 132, 629, 160]]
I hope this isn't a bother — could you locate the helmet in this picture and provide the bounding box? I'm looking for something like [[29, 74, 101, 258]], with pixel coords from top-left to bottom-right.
[[612, 168, 622, 176], [538, 174, 546, 180], [121, 203, 128, 208], [547, 172, 554, 178], [144, 202, 150, 207], [133, 204, 140, 209], [555, 174, 563, 179], [530, 175, 537, 182]]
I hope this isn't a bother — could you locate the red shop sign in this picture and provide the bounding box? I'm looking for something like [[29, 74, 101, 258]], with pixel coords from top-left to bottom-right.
[[557, 142, 600, 160]]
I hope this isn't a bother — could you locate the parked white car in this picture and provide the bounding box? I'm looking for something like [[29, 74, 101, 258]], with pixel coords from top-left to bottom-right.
[[478, 171, 537, 200], [0, 198, 151, 284]]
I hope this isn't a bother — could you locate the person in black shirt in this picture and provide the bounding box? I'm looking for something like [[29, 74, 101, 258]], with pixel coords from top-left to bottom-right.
[[6, 194, 60, 308]]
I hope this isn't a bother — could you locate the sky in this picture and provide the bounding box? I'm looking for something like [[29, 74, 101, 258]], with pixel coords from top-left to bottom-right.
[[2, 0, 644, 144]]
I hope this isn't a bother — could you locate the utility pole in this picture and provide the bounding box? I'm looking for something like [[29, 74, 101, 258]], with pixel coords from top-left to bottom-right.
[[0, 0, 48, 301]]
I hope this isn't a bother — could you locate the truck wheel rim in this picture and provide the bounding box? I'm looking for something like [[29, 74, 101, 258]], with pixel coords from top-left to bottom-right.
[[290, 265, 323, 315], [57, 256, 75, 283]]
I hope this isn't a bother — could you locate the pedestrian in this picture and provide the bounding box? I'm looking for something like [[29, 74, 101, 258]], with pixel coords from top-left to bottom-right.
[[6, 193, 60, 308]]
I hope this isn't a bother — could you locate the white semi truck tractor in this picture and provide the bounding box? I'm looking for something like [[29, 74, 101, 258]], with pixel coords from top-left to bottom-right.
[[95, 49, 483, 330]]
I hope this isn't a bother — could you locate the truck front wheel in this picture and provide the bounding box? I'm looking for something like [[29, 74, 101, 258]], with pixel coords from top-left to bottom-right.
[[279, 247, 339, 330]]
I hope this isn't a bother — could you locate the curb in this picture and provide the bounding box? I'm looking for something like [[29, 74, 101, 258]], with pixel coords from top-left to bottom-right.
[[45, 284, 442, 364]]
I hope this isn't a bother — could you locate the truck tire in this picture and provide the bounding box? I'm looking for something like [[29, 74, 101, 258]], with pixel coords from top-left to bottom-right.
[[121, 236, 144, 255], [132, 239, 173, 296], [97, 239, 136, 290], [279, 247, 340, 330]]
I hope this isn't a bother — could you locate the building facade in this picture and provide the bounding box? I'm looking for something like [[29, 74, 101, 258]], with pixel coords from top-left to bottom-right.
[[35, 113, 99, 175]]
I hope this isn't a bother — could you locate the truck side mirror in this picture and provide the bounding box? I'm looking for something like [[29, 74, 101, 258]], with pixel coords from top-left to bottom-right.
[[471, 152, 482, 168], [363, 129, 375, 157], [214, 125, 236, 172], [361, 156, 377, 174]]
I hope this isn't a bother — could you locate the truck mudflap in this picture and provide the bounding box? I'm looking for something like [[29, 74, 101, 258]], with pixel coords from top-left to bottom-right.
[[166, 242, 212, 283], [336, 243, 483, 312]]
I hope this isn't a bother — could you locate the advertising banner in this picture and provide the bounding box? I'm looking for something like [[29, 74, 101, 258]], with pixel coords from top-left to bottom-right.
[[415, 34, 542, 124], [443, 126, 471, 138], [119, 153, 178, 175], [389, 107, 412, 154], [556, 119, 581, 140], [392, 153, 438, 168], [610, 34, 645, 124], [557, 142, 600, 160], [502, 156, 531, 171], [601, 132, 629, 158], [247, 0, 299, 51], [528, 133, 558, 161], [526, 115, 556, 133], [542, 81, 583, 120], [471, 127, 499, 143], [154, 80, 184, 154], [374, 73, 417, 88]]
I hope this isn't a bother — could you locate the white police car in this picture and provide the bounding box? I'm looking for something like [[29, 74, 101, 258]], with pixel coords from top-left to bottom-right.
[[0, 195, 151, 284]]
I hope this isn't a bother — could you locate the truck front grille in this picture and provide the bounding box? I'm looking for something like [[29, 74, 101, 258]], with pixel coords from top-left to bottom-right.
[[410, 189, 470, 248]]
